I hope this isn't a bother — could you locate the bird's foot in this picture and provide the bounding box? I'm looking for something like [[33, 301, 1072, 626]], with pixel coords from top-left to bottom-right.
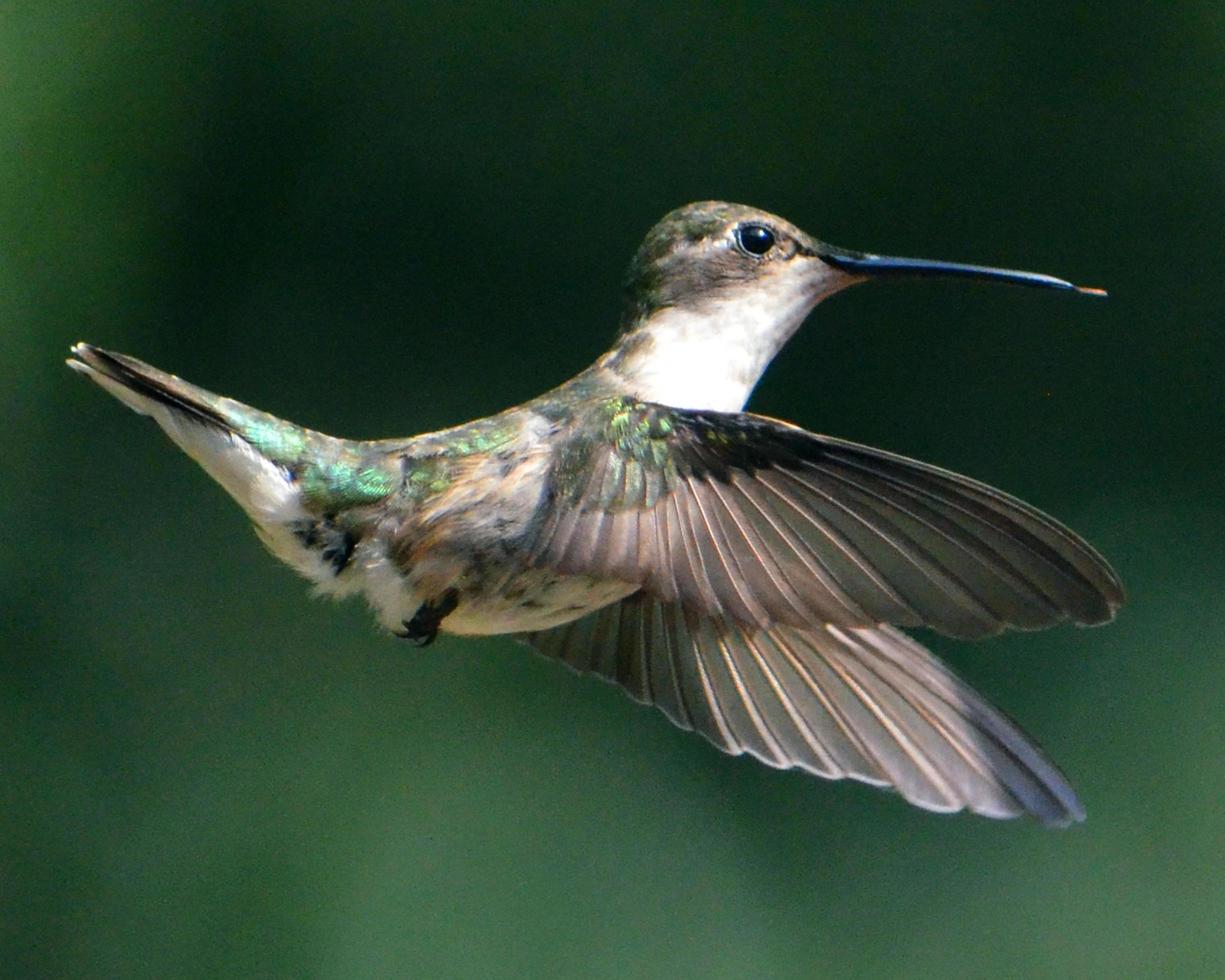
[[397, 589, 459, 647]]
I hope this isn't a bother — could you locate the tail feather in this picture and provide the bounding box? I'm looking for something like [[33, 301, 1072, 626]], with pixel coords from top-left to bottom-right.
[[68, 343, 237, 432], [68, 342, 306, 525]]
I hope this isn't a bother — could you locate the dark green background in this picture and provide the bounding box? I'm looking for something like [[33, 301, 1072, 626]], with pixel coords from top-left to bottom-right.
[[4, 3, 1222, 977]]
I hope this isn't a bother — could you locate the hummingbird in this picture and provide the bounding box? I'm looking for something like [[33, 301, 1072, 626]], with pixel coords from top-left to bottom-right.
[[68, 201, 1122, 826]]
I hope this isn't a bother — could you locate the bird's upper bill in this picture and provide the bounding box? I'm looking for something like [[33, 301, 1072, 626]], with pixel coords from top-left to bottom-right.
[[815, 243, 1108, 296]]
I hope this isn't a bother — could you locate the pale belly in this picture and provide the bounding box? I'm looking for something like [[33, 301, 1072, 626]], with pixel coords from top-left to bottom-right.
[[349, 539, 638, 637], [444, 571, 639, 636]]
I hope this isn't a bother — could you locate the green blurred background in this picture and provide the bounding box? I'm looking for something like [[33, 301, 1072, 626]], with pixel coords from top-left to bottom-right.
[[3, 2, 1223, 977]]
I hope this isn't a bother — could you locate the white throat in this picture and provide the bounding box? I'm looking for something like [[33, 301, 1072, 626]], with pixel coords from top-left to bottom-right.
[[609, 269, 848, 412]]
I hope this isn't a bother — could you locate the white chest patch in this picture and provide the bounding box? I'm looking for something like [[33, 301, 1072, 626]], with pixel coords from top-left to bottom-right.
[[616, 276, 824, 412]]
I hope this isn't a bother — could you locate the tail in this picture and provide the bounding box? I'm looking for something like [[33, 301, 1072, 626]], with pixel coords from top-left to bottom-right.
[[67, 343, 315, 527]]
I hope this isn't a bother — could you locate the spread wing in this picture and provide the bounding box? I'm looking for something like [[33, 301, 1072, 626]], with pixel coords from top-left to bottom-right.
[[531, 401, 1124, 639], [522, 594, 1084, 825]]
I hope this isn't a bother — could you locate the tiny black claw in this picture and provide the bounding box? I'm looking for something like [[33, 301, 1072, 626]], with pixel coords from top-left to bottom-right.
[[405, 627, 439, 648], [399, 588, 459, 646]]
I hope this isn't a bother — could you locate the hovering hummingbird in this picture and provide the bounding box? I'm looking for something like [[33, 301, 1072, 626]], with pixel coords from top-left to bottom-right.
[[69, 201, 1122, 825]]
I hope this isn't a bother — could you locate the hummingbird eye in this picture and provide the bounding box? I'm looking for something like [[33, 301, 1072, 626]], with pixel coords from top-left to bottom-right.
[[734, 223, 776, 257]]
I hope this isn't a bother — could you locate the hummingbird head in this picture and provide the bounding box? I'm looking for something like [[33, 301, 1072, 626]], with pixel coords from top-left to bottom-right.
[[606, 201, 1104, 412], [619, 201, 842, 328]]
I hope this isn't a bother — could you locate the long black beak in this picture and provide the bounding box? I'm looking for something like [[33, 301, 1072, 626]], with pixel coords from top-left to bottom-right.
[[818, 244, 1107, 297]]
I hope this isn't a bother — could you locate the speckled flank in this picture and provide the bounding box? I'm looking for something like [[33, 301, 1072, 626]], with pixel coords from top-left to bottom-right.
[[289, 518, 357, 574]]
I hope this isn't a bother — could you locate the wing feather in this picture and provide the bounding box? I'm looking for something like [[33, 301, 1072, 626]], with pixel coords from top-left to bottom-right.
[[522, 595, 1084, 825], [536, 404, 1123, 638]]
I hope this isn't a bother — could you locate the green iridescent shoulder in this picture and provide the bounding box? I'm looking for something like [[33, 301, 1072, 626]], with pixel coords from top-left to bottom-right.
[[545, 397, 680, 510], [549, 396, 800, 511], [599, 397, 677, 458]]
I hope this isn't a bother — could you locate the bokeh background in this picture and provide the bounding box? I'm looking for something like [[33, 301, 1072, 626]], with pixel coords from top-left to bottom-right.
[[4, 3, 1223, 977]]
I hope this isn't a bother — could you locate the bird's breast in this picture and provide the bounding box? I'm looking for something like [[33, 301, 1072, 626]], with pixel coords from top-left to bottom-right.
[[443, 571, 637, 635]]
